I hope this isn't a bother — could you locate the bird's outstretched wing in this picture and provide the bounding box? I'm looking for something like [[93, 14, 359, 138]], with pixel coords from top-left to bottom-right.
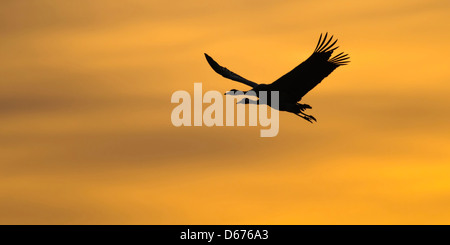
[[204, 53, 259, 88], [270, 33, 350, 101]]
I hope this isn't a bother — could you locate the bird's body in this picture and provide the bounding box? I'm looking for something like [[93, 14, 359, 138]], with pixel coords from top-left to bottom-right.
[[204, 33, 350, 123]]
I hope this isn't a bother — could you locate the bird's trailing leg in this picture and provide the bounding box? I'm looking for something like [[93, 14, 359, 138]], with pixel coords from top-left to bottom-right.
[[236, 98, 258, 104], [225, 89, 247, 95], [225, 89, 259, 99], [295, 111, 317, 123]]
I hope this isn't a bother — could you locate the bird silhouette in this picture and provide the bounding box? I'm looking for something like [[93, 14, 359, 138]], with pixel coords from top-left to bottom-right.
[[204, 33, 350, 123]]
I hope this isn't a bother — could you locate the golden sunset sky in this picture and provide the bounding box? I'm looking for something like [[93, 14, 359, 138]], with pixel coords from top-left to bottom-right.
[[1, 0, 449, 224]]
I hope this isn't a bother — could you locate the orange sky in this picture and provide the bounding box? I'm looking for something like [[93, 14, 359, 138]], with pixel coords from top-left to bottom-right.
[[1, 0, 450, 224]]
